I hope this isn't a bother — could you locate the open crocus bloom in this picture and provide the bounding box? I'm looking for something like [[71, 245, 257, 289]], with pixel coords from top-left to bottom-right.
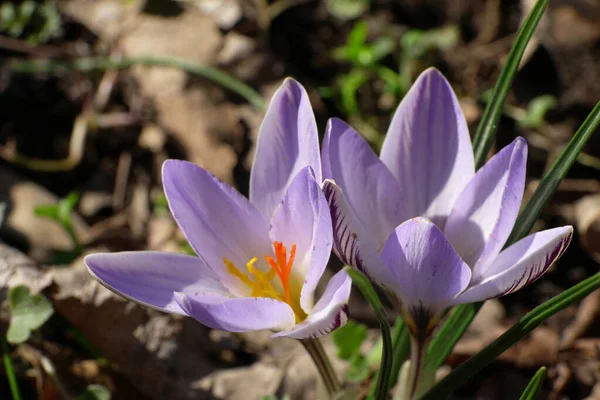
[[322, 68, 572, 337], [85, 79, 351, 339]]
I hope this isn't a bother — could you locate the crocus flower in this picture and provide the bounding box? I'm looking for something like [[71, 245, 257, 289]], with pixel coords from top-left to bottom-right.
[[85, 79, 351, 339], [322, 68, 572, 339]]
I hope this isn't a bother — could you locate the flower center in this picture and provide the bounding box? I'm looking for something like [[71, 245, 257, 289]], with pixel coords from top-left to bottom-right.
[[224, 241, 307, 322]]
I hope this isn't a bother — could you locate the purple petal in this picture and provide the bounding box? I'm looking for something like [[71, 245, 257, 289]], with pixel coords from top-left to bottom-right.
[[379, 68, 474, 228], [250, 78, 321, 219], [455, 226, 573, 304], [444, 138, 527, 277], [322, 118, 408, 249], [273, 269, 351, 339], [175, 293, 296, 332], [269, 167, 332, 314], [323, 180, 399, 294], [162, 160, 271, 296], [85, 251, 226, 315], [381, 217, 471, 312]]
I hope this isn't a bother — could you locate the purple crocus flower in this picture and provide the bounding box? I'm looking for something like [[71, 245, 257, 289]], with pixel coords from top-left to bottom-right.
[[322, 68, 572, 337], [85, 79, 351, 339]]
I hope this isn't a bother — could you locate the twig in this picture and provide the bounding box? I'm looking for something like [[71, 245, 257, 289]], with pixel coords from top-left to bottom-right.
[[6, 56, 266, 110], [112, 152, 132, 211]]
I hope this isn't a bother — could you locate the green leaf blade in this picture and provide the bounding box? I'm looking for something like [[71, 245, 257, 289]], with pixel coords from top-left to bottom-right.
[[421, 273, 600, 399], [507, 101, 600, 246], [472, 0, 549, 167], [519, 367, 547, 400], [346, 268, 393, 400]]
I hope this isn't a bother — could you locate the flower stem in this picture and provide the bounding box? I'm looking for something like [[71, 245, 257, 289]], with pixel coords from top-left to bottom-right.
[[397, 336, 429, 400], [300, 338, 341, 398]]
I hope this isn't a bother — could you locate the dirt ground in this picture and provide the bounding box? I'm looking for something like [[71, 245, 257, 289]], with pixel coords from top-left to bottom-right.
[[0, 0, 599, 399]]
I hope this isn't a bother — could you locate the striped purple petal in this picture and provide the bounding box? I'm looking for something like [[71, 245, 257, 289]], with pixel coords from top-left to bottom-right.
[[445, 138, 527, 277], [323, 180, 399, 296], [455, 226, 573, 304]]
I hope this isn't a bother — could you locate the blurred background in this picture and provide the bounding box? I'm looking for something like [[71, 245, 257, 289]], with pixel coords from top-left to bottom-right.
[[0, 0, 599, 399]]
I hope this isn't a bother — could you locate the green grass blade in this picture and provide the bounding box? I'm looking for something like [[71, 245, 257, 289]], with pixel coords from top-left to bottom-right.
[[471, 0, 548, 167], [424, 303, 480, 373], [519, 366, 547, 400], [7, 56, 266, 110], [3, 339, 21, 400], [506, 101, 600, 246], [346, 268, 392, 400], [388, 319, 410, 389], [421, 273, 600, 399]]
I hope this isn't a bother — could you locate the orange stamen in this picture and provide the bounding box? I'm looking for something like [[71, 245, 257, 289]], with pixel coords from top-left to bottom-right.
[[265, 241, 296, 305]]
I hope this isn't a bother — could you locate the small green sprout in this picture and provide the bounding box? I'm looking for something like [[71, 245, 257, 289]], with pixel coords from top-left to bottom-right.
[[6, 286, 54, 344], [78, 384, 112, 400], [35, 191, 82, 259]]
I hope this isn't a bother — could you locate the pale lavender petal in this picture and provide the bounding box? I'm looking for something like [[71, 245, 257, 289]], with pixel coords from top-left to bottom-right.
[[323, 180, 399, 295], [85, 251, 226, 315], [269, 167, 332, 314], [445, 138, 527, 277], [322, 118, 408, 249], [162, 160, 271, 296], [455, 226, 573, 304], [273, 269, 351, 339], [175, 293, 296, 332], [250, 78, 321, 219], [381, 217, 471, 312], [380, 68, 474, 228]]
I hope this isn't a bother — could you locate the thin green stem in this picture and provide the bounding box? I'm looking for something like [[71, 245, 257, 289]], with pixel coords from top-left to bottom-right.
[[3, 339, 21, 400], [300, 338, 341, 398], [406, 336, 428, 400], [421, 273, 600, 399], [7, 56, 266, 110], [471, 0, 549, 167], [346, 268, 392, 400], [367, 317, 410, 397]]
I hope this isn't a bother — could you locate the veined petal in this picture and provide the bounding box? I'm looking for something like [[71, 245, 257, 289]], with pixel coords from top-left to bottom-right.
[[323, 180, 399, 295], [85, 251, 226, 315], [162, 160, 271, 296], [175, 293, 296, 332], [455, 226, 573, 304], [381, 218, 471, 318], [445, 138, 527, 277], [380, 68, 474, 228], [272, 269, 351, 339], [250, 78, 321, 219], [322, 118, 408, 249], [269, 167, 332, 314]]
